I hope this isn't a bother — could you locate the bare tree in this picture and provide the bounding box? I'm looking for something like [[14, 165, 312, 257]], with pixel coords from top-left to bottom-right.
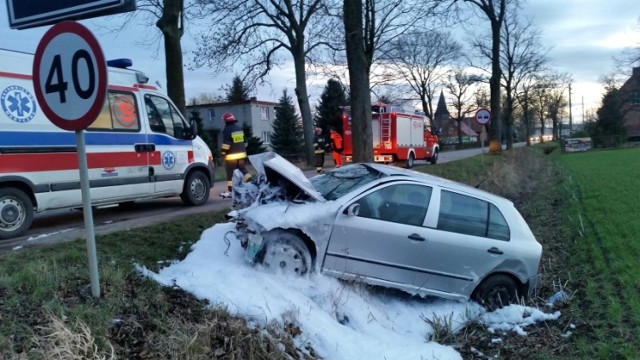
[[192, 0, 337, 165], [530, 72, 569, 143], [457, 0, 518, 154], [386, 30, 463, 126], [109, 0, 188, 114], [342, 0, 444, 162], [445, 68, 481, 145]]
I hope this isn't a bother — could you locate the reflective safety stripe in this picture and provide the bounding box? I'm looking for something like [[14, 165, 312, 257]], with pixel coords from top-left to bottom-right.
[[225, 152, 247, 160], [227, 180, 233, 186], [221, 144, 231, 150], [314, 150, 325, 154]]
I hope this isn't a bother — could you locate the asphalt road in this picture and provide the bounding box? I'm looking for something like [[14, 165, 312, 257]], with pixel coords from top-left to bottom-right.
[[0, 147, 495, 255]]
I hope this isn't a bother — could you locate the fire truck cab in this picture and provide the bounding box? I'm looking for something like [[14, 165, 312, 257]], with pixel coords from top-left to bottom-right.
[[0, 49, 215, 239], [343, 102, 439, 168]]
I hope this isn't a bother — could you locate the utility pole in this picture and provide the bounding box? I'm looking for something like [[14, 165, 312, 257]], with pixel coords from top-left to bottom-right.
[[568, 83, 573, 132]]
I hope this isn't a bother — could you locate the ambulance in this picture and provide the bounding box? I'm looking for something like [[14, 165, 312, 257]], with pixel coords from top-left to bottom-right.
[[0, 49, 215, 239]]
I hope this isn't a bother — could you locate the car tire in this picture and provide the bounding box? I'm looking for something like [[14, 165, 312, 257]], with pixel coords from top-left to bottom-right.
[[0, 187, 34, 240], [406, 153, 415, 169], [259, 230, 313, 276], [473, 274, 518, 309], [180, 170, 210, 206], [429, 149, 439, 165]]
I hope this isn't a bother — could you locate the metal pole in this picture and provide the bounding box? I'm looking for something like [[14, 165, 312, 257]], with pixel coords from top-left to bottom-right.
[[568, 84, 573, 132], [76, 130, 100, 298]]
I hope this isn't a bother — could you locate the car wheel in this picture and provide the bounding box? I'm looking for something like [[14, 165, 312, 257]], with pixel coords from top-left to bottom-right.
[[406, 153, 415, 169], [473, 274, 518, 309], [180, 171, 210, 206], [260, 230, 313, 276], [0, 187, 34, 240], [430, 149, 439, 164]]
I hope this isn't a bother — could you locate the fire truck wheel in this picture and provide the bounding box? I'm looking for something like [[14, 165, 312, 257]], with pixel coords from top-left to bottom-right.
[[181, 170, 211, 206], [430, 149, 439, 165], [0, 187, 34, 240], [406, 153, 415, 169]]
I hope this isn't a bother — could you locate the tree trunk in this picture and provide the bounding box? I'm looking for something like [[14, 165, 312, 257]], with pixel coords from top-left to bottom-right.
[[156, 0, 186, 116], [344, 0, 373, 163], [488, 19, 502, 154], [293, 50, 315, 166]]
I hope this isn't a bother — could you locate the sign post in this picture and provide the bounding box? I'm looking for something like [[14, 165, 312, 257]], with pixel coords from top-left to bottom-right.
[[475, 108, 492, 158], [32, 21, 108, 298]]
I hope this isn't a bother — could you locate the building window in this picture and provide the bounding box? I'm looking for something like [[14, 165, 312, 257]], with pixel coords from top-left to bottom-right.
[[208, 108, 216, 123], [260, 106, 269, 121], [630, 91, 640, 105], [262, 131, 271, 144]]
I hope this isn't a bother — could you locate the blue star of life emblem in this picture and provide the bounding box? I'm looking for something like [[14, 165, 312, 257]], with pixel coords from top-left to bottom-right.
[[1, 85, 36, 123], [162, 151, 176, 170]]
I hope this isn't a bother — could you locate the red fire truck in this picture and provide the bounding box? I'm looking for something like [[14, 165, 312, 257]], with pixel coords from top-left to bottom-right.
[[342, 103, 439, 168]]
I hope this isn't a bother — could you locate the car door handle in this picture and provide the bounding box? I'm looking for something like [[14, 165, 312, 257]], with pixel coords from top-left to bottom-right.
[[487, 247, 503, 255], [408, 233, 425, 241]]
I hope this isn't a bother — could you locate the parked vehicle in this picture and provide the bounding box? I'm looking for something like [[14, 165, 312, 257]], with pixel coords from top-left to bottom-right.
[[229, 152, 542, 308], [342, 103, 440, 168], [0, 49, 215, 239]]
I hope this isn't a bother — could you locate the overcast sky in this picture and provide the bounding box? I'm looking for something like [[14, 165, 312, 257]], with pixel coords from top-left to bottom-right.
[[0, 0, 638, 123]]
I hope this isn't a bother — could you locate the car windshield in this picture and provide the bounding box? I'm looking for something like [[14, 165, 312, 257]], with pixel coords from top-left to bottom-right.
[[310, 164, 384, 200]]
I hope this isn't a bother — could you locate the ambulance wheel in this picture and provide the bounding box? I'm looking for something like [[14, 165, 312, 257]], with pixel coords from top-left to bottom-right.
[[0, 187, 34, 240], [406, 153, 415, 169], [181, 171, 210, 206]]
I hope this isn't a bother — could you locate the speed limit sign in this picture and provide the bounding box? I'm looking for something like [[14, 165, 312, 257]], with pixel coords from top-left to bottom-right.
[[33, 21, 107, 131]]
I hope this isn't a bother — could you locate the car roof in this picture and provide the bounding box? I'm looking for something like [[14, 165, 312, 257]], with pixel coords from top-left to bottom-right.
[[351, 163, 514, 207]]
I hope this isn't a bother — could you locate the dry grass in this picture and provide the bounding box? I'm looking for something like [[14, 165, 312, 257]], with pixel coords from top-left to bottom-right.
[[33, 313, 115, 360]]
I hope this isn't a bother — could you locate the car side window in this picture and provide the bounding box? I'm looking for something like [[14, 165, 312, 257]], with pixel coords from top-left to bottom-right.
[[88, 91, 140, 131], [144, 94, 188, 139], [437, 190, 510, 241], [356, 184, 432, 226]]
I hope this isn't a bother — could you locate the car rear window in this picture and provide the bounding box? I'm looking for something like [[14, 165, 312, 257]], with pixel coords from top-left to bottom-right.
[[437, 190, 510, 241]]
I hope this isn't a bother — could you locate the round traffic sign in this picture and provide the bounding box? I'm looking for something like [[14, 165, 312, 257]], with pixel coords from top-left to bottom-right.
[[475, 108, 491, 126], [33, 21, 107, 131]]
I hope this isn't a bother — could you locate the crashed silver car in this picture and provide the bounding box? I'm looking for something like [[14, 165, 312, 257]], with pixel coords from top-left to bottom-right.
[[229, 152, 542, 307]]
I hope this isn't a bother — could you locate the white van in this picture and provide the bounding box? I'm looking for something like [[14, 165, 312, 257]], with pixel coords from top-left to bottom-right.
[[0, 49, 215, 239]]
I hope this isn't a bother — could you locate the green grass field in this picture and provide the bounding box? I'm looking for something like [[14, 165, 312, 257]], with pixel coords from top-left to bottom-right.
[[558, 147, 640, 358]]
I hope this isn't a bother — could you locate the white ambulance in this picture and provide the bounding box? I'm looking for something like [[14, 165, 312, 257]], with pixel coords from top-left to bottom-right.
[[0, 49, 215, 239]]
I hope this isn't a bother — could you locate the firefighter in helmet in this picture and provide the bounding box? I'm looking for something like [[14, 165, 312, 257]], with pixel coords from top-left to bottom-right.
[[220, 112, 250, 196]]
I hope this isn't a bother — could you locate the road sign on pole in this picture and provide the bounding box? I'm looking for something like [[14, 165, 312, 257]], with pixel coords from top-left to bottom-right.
[[7, 0, 136, 29], [33, 21, 108, 131], [32, 21, 106, 298], [475, 108, 492, 126]]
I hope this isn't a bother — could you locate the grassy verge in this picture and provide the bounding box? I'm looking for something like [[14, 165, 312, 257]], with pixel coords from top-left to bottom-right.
[[557, 147, 640, 359], [0, 211, 306, 359]]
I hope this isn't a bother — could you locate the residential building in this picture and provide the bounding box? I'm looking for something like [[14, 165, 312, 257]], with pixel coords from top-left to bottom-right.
[[620, 67, 640, 139], [186, 97, 278, 153]]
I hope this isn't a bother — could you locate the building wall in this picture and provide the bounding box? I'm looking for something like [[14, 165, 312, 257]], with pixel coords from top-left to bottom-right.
[[186, 98, 277, 154]]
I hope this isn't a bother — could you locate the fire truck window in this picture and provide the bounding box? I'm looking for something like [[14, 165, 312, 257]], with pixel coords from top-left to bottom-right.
[[89, 91, 140, 132]]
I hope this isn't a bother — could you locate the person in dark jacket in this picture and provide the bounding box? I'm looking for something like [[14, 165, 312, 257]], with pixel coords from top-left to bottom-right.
[[313, 127, 327, 173], [220, 112, 249, 195]]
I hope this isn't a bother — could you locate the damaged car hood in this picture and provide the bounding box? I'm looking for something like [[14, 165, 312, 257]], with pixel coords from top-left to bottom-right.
[[248, 152, 325, 202]]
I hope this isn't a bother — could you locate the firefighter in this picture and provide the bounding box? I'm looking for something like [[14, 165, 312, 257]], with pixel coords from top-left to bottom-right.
[[220, 112, 250, 197], [329, 127, 343, 168], [313, 127, 327, 173]]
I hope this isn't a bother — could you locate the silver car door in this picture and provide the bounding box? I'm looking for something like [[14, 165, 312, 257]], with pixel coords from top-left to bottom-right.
[[324, 183, 433, 287], [414, 189, 514, 295]]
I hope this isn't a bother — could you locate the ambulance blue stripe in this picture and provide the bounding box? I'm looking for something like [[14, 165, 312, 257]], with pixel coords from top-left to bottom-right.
[[0, 131, 192, 147]]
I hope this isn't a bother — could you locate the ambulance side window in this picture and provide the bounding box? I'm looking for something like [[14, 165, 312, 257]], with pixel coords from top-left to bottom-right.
[[89, 91, 140, 131], [144, 94, 189, 139]]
